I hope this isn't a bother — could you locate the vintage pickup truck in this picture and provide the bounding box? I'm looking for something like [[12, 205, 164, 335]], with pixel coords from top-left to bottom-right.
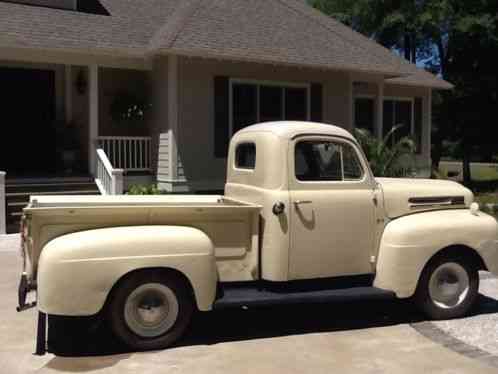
[[17, 121, 498, 353]]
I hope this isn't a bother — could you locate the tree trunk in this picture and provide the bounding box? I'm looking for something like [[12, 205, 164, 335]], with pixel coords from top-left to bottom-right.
[[404, 34, 411, 61], [411, 34, 417, 63], [431, 130, 442, 178], [462, 139, 472, 188], [431, 38, 448, 175]]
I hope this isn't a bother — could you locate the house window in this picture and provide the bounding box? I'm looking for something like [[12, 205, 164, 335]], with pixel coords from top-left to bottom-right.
[[295, 140, 364, 182], [354, 97, 375, 133], [353, 96, 423, 153], [230, 80, 310, 136], [383, 99, 413, 140]]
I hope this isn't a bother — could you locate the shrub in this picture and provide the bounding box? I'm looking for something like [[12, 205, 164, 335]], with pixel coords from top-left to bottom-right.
[[127, 184, 165, 195], [354, 125, 416, 177]]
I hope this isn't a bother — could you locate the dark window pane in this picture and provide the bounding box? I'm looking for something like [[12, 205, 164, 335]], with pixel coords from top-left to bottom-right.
[[395, 101, 412, 140], [383, 100, 394, 138], [295, 141, 342, 181], [285, 88, 307, 121], [260, 86, 283, 122], [235, 143, 256, 169], [354, 98, 375, 133], [233, 84, 257, 133]]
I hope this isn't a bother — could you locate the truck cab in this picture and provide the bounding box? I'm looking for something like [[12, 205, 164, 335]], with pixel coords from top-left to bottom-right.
[[18, 121, 498, 353], [226, 122, 380, 282]]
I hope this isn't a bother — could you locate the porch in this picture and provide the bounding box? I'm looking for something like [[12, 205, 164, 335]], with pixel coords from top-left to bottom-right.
[[0, 58, 155, 233], [0, 59, 155, 188]]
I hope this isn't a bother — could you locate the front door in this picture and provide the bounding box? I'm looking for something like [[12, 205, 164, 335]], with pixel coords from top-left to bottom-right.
[[0, 67, 56, 176], [288, 136, 376, 280]]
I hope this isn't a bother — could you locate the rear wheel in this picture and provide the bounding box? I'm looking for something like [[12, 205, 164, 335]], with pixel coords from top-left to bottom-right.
[[108, 271, 194, 351], [414, 255, 479, 320]]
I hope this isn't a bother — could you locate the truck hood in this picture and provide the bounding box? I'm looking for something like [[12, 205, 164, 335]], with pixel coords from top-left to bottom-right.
[[376, 178, 473, 219]]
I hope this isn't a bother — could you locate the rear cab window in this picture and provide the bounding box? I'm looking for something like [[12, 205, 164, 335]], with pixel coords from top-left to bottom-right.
[[235, 143, 256, 170]]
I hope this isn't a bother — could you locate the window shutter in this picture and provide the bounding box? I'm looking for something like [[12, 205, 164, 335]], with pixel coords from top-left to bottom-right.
[[214, 76, 229, 158], [310, 83, 323, 122]]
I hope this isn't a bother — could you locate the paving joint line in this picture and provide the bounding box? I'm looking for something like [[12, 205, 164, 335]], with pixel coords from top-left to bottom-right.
[[411, 321, 498, 368]]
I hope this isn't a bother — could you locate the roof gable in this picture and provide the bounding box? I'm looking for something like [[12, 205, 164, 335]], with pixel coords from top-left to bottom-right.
[[152, 0, 415, 76]]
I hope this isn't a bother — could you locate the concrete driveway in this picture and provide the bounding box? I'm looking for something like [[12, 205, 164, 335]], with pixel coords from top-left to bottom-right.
[[1, 234, 498, 374]]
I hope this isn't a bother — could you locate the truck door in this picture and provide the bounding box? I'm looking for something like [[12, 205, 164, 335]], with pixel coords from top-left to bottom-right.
[[288, 136, 376, 279]]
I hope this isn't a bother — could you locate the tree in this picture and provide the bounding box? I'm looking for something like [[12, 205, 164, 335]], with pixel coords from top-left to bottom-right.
[[310, 0, 498, 187]]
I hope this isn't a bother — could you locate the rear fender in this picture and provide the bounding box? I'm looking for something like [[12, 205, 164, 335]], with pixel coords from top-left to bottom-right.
[[37, 226, 217, 316], [374, 209, 498, 298]]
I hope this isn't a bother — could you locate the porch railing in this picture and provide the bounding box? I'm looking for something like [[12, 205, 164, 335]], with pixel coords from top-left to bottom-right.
[[0, 171, 5, 235], [95, 149, 124, 195], [97, 137, 152, 172]]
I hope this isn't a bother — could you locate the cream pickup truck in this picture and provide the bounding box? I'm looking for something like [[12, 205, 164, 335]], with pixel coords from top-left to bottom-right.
[[17, 122, 498, 353]]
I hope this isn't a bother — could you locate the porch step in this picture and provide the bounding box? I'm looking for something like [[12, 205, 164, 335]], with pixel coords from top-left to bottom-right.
[[4, 178, 100, 234], [5, 182, 98, 194], [7, 189, 100, 198]]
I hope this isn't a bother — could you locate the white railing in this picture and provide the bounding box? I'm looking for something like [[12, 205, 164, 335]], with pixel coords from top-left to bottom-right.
[[97, 137, 152, 172], [0, 171, 5, 235], [95, 149, 124, 195]]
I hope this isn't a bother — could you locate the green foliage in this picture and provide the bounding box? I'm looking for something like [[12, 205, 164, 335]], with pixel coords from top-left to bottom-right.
[[354, 126, 416, 177], [127, 184, 165, 195], [310, 0, 498, 185]]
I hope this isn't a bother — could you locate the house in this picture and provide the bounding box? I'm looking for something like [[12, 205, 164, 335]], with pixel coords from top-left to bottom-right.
[[0, 0, 451, 231]]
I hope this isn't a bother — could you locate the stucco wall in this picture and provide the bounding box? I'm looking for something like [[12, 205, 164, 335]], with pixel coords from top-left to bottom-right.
[[173, 56, 353, 189], [151, 55, 433, 190]]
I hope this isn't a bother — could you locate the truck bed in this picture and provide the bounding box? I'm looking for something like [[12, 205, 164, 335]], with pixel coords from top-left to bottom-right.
[[23, 195, 262, 284]]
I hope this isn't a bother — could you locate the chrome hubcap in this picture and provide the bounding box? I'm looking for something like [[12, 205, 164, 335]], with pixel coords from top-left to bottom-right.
[[124, 283, 179, 338], [429, 262, 469, 309]]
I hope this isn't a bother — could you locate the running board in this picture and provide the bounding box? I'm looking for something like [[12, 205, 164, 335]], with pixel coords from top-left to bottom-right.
[[213, 285, 395, 309]]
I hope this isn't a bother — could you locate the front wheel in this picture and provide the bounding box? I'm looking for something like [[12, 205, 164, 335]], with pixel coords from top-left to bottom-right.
[[414, 255, 479, 320], [107, 271, 194, 351]]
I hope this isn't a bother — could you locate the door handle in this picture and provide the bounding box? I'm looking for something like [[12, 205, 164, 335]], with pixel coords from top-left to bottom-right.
[[294, 200, 312, 205]]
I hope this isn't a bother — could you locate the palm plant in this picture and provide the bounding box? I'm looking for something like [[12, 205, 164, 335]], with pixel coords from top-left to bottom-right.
[[354, 125, 416, 177]]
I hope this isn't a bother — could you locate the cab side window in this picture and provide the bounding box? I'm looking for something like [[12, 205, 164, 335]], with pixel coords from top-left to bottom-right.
[[295, 140, 363, 181]]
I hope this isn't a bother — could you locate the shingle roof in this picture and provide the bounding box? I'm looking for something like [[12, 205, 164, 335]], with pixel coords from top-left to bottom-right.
[[0, 0, 182, 55], [0, 0, 451, 89], [386, 66, 453, 89]]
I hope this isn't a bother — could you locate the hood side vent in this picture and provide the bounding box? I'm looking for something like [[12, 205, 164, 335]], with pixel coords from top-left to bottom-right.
[[409, 196, 465, 209]]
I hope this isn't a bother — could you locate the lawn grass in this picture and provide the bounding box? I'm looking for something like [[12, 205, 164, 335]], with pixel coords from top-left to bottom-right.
[[475, 193, 498, 219], [439, 162, 498, 182], [475, 193, 498, 206]]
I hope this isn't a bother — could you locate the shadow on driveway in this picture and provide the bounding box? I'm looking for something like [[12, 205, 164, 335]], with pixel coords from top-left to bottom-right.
[[47, 293, 498, 358]]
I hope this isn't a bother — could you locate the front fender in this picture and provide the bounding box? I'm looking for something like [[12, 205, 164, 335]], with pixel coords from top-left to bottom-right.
[[374, 209, 498, 298], [38, 226, 217, 316]]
